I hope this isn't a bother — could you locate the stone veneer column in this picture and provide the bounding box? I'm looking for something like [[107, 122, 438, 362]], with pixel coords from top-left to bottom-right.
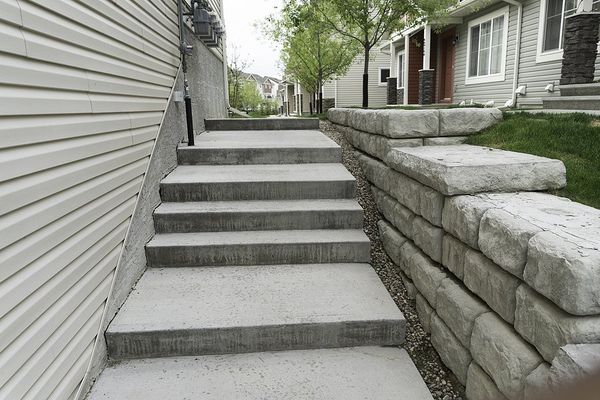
[[387, 77, 398, 105], [397, 88, 404, 105], [561, 13, 600, 85], [419, 69, 435, 105]]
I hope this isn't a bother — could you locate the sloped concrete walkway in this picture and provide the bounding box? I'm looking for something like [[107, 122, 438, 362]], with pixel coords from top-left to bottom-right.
[[87, 121, 433, 399]]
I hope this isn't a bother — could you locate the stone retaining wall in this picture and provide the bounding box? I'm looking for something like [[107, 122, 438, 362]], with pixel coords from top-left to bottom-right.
[[328, 108, 600, 400]]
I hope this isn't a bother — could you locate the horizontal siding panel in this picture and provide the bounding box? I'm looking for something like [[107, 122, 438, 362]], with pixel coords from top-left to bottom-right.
[[0, 197, 135, 316], [49, 346, 94, 400], [0, 86, 92, 116], [0, 23, 27, 57], [0, 0, 23, 25], [89, 94, 167, 113], [0, 229, 125, 351]]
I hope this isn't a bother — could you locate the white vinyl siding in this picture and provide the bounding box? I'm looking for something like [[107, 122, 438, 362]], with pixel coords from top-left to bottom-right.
[[0, 0, 185, 399], [325, 47, 390, 108]]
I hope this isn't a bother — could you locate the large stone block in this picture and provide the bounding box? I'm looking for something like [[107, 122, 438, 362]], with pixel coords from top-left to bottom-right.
[[441, 234, 470, 280], [372, 186, 416, 239], [442, 195, 496, 250], [471, 313, 543, 400], [350, 109, 385, 135], [409, 251, 448, 308], [479, 208, 543, 278], [400, 271, 417, 300], [412, 217, 444, 263], [385, 169, 421, 215], [415, 293, 434, 333], [327, 108, 350, 126], [439, 108, 503, 136], [385, 145, 567, 196], [466, 363, 508, 400], [357, 153, 390, 191], [464, 250, 520, 324], [436, 278, 491, 348], [418, 185, 444, 227], [430, 314, 472, 385], [378, 220, 408, 267], [424, 136, 468, 146], [398, 240, 420, 278], [383, 110, 439, 138], [524, 363, 552, 400], [524, 231, 600, 316], [514, 285, 600, 362]]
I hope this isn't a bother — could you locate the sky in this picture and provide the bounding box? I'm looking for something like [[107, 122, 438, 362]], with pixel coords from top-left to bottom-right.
[[223, 0, 283, 78]]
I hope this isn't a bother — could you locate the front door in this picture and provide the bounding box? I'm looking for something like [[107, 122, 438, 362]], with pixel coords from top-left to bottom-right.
[[438, 29, 456, 103]]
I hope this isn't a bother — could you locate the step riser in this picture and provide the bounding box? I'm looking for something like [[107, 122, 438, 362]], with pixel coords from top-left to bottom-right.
[[154, 210, 363, 233], [160, 181, 356, 202], [146, 242, 371, 267], [177, 148, 342, 165], [106, 321, 405, 360], [205, 118, 320, 131], [544, 99, 600, 110], [560, 87, 600, 96]]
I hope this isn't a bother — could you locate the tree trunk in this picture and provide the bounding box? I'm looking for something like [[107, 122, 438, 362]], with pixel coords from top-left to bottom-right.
[[362, 46, 370, 108]]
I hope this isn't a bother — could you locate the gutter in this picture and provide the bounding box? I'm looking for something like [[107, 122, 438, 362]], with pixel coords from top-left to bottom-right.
[[502, 0, 524, 108]]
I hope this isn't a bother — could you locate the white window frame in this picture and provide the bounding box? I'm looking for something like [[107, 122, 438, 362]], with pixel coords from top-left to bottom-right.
[[465, 6, 510, 85], [536, 0, 600, 63], [378, 67, 391, 86], [397, 51, 406, 89]]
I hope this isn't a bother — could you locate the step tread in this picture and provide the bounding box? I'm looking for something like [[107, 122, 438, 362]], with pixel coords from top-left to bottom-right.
[[107, 263, 403, 334], [544, 95, 600, 101], [155, 199, 363, 215], [181, 130, 339, 149], [161, 163, 355, 184], [88, 347, 433, 400], [147, 229, 369, 247]]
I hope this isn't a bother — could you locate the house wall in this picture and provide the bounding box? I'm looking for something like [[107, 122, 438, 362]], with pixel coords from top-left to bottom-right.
[[0, 1, 226, 399], [324, 47, 391, 108]]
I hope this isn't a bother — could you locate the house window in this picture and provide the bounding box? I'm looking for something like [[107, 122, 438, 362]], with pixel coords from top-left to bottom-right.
[[397, 52, 405, 89], [466, 7, 509, 85], [537, 0, 600, 63], [379, 68, 390, 86]]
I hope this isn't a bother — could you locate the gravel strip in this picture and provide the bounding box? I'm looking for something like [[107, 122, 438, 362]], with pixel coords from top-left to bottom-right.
[[321, 120, 465, 400]]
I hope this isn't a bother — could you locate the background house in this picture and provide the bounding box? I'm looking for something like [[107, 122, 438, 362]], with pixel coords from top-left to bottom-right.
[[387, 0, 600, 108]]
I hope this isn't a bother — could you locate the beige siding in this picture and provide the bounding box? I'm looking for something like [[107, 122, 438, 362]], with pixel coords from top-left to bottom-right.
[[325, 47, 391, 108], [453, 3, 518, 106], [0, 0, 186, 398]]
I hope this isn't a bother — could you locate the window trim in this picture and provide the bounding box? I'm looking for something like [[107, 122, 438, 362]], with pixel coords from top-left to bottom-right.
[[397, 51, 406, 89], [465, 6, 510, 85], [378, 67, 391, 86]]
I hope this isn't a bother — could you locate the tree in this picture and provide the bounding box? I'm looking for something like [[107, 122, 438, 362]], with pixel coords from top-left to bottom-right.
[[308, 0, 457, 107], [227, 46, 252, 110], [238, 79, 262, 111], [264, 0, 359, 113]]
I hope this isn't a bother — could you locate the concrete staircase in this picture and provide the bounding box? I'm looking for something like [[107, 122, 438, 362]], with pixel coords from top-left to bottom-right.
[[88, 120, 433, 399], [543, 83, 600, 111]]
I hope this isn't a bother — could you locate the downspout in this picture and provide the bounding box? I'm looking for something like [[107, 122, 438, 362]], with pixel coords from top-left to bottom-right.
[[220, 0, 231, 113], [503, 0, 523, 108], [177, 0, 195, 146]]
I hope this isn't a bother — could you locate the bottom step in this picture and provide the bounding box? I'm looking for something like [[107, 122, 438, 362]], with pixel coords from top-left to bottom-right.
[[88, 347, 433, 400]]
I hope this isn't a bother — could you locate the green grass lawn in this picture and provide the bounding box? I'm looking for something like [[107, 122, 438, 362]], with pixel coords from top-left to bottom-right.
[[466, 112, 600, 209]]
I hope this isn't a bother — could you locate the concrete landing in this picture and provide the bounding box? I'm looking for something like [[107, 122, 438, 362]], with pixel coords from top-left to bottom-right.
[[160, 163, 356, 201], [386, 144, 566, 195], [178, 130, 341, 164], [106, 264, 405, 359], [145, 229, 371, 267], [154, 199, 364, 232], [88, 347, 433, 400]]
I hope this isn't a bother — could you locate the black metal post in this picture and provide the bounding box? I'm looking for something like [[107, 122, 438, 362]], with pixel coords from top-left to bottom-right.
[[178, 0, 195, 146]]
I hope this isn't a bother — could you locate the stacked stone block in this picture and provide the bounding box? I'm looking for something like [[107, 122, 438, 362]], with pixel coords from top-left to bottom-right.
[[561, 13, 600, 85], [327, 107, 600, 400], [387, 77, 398, 105]]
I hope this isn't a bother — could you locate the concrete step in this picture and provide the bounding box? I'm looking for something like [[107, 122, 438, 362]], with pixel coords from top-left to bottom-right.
[[145, 229, 370, 267], [154, 200, 364, 233], [105, 264, 405, 360], [88, 347, 433, 400], [543, 95, 600, 110], [178, 130, 341, 165], [559, 83, 600, 96], [205, 118, 320, 131], [160, 164, 356, 202]]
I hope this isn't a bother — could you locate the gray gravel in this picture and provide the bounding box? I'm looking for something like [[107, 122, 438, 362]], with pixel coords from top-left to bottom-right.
[[321, 120, 465, 400]]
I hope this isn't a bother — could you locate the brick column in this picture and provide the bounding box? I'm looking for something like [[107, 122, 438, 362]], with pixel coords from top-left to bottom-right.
[[419, 69, 435, 105], [561, 13, 600, 85], [387, 77, 398, 105]]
